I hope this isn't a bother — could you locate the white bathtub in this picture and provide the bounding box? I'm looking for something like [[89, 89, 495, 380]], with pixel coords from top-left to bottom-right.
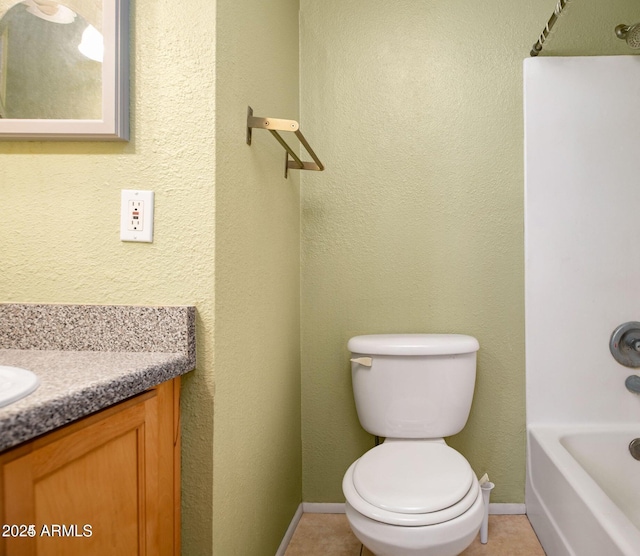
[[526, 424, 640, 556]]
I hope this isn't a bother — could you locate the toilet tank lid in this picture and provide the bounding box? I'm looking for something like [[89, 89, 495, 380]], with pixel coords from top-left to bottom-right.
[[348, 334, 479, 356]]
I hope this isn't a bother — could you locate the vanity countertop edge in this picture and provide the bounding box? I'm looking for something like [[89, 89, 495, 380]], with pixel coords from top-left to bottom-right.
[[0, 303, 196, 452]]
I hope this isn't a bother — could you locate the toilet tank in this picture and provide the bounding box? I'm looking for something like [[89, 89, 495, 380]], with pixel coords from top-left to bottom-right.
[[348, 334, 479, 439]]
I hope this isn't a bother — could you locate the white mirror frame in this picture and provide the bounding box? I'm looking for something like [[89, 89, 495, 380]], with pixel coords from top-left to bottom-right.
[[0, 0, 129, 141]]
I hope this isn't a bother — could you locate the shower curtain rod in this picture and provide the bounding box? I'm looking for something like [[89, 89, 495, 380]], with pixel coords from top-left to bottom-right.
[[530, 0, 570, 57]]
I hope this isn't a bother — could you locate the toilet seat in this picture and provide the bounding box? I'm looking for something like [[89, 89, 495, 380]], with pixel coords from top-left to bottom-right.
[[353, 442, 474, 514], [343, 442, 480, 527]]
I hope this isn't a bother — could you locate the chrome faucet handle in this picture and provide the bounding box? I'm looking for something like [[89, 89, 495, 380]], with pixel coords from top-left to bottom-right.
[[610, 322, 640, 367], [627, 338, 640, 352], [625, 375, 640, 394]]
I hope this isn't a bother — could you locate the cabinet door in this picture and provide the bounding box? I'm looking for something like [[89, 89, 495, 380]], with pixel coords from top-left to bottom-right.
[[0, 380, 179, 556]]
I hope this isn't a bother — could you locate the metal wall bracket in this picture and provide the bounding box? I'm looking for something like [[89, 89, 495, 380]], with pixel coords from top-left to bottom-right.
[[246, 106, 325, 178]]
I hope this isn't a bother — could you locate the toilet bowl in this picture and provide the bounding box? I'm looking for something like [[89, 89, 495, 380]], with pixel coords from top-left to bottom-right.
[[342, 440, 484, 556], [344, 497, 484, 556], [343, 334, 482, 556]]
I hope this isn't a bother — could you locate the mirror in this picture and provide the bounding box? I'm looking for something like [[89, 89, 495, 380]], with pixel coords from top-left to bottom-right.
[[0, 0, 128, 140]]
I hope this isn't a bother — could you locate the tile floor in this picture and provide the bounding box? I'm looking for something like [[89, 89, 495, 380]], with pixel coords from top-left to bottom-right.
[[284, 513, 545, 556]]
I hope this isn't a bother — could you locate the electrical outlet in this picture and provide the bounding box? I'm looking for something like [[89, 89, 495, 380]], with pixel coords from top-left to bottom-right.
[[127, 200, 144, 232], [120, 190, 154, 242]]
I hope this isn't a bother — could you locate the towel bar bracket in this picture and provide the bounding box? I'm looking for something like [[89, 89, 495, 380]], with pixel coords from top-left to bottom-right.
[[246, 106, 324, 178], [284, 154, 323, 178]]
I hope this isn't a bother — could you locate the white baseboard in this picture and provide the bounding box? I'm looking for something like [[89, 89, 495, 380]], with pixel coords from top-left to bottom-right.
[[275, 503, 303, 556], [489, 503, 526, 515], [301, 502, 346, 514]]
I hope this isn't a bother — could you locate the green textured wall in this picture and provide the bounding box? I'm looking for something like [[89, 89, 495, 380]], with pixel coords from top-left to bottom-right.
[[298, 0, 640, 505], [214, 0, 302, 554]]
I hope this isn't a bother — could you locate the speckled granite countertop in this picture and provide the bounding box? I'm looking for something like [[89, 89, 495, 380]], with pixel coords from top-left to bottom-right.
[[0, 304, 196, 452], [0, 349, 190, 451]]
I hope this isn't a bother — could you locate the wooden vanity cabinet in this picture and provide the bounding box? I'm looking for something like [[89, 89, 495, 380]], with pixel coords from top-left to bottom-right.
[[0, 378, 181, 556]]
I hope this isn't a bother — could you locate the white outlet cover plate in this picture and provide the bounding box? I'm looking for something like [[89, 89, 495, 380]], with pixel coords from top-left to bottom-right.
[[120, 189, 154, 242]]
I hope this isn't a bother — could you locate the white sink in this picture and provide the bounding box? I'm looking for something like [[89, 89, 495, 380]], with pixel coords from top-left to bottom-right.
[[0, 366, 40, 408]]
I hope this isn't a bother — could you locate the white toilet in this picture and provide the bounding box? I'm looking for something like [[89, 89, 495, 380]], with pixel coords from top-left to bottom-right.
[[342, 334, 484, 556]]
